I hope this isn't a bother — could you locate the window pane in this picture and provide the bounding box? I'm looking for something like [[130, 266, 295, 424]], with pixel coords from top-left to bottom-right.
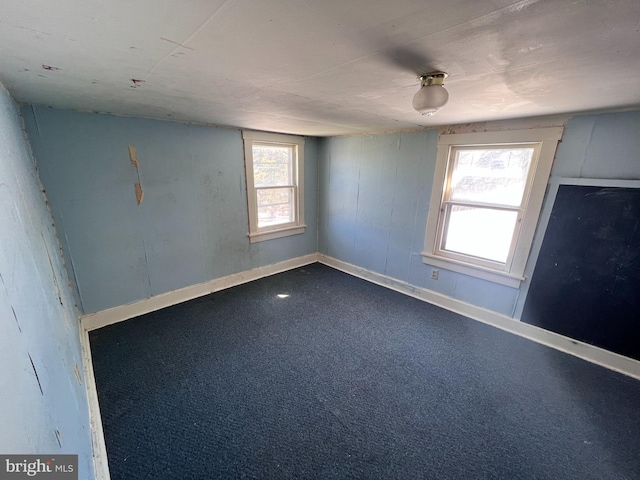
[[449, 147, 534, 207], [253, 144, 292, 187], [257, 187, 294, 227], [443, 205, 519, 263]]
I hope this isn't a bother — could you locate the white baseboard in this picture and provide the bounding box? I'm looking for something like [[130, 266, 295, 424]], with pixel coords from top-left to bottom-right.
[[81, 253, 318, 332], [79, 253, 318, 480], [79, 323, 111, 480], [79, 250, 640, 480], [318, 254, 640, 381]]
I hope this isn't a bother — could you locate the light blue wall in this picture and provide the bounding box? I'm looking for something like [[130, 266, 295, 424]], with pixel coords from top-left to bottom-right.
[[319, 132, 435, 281], [19, 105, 640, 320], [22, 107, 318, 314], [0, 88, 94, 477], [318, 130, 520, 315], [549, 112, 640, 179], [318, 111, 640, 317]]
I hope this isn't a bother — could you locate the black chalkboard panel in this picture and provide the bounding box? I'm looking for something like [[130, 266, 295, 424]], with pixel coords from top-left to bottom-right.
[[522, 185, 640, 360]]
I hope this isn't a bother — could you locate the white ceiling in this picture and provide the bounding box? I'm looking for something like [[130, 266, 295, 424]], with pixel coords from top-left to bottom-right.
[[2, 0, 640, 136]]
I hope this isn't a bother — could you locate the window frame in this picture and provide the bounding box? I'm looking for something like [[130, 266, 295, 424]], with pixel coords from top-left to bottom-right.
[[422, 127, 564, 287], [242, 130, 305, 243]]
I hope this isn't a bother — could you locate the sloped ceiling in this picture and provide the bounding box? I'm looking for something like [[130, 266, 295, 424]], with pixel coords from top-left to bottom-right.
[[1, 0, 640, 136]]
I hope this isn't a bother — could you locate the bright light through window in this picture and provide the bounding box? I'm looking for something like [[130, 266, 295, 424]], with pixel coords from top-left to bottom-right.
[[441, 146, 534, 263], [243, 131, 305, 243], [422, 127, 564, 287], [449, 148, 533, 207], [253, 144, 295, 228], [444, 206, 519, 263]]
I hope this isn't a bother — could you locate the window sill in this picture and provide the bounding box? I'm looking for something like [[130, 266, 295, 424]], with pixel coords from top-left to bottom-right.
[[421, 252, 524, 288], [249, 225, 306, 243]]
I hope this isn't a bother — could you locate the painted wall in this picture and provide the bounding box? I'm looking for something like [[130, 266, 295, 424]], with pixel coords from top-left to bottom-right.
[[318, 129, 521, 316], [0, 88, 94, 477], [549, 112, 640, 180], [18, 104, 639, 324], [22, 107, 318, 314], [318, 111, 640, 318]]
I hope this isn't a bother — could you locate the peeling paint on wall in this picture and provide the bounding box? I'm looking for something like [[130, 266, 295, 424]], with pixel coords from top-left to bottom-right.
[[439, 115, 570, 136], [134, 183, 144, 204], [128, 145, 144, 204], [1, 86, 93, 478], [23, 107, 318, 314], [128, 145, 139, 168]]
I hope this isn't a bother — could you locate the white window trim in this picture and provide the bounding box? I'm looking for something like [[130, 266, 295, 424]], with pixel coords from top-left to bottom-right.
[[422, 127, 564, 287], [243, 130, 305, 243]]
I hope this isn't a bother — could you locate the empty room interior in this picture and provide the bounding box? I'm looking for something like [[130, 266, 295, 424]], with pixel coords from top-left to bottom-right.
[[2, 1, 640, 479]]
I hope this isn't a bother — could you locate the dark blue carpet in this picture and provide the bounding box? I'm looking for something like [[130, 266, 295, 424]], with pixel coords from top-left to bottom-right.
[[90, 263, 640, 479]]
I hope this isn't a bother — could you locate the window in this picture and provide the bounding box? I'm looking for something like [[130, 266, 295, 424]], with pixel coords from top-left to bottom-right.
[[422, 127, 563, 287], [243, 131, 305, 242]]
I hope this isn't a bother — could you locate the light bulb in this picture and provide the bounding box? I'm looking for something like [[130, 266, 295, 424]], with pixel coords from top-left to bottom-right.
[[412, 84, 449, 116]]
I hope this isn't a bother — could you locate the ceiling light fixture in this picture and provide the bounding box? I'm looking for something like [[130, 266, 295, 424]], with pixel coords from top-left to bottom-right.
[[412, 72, 449, 116]]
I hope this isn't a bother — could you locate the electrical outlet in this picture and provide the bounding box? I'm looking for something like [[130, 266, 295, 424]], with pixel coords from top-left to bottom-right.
[[431, 269, 439, 280]]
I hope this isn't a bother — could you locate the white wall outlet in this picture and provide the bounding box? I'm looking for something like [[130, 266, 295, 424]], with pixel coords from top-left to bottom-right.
[[431, 269, 439, 280]]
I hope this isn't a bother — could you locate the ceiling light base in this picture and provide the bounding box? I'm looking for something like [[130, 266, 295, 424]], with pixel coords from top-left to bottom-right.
[[419, 72, 448, 87]]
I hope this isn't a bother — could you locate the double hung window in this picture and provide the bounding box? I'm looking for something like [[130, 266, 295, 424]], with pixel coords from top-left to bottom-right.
[[243, 131, 305, 242], [422, 128, 563, 286]]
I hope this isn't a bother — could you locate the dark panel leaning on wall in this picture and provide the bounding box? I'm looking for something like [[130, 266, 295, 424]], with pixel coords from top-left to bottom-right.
[[522, 185, 640, 360]]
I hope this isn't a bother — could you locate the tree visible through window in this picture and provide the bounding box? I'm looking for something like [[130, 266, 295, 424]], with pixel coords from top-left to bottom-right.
[[253, 143, 295, 227]]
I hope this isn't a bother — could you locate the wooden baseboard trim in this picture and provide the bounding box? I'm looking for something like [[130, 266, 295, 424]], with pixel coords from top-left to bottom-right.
[[79, 253, 319, 480], [318, 254, 640, 381], [80, 253, 318, 332], [79, 250, 639, 480], [79, 323, 111, 480]]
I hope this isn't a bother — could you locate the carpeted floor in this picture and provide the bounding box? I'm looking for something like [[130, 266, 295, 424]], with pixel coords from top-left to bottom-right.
[[90, 263, 640, 479]]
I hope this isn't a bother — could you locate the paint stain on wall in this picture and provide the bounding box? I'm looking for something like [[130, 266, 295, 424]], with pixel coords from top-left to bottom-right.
[[128, 146, 144, 204], [134, 183, 144, 204], [129, 146, 139, 168], [73, 362, 82, 385], [61, 307, 71, 329], [12, 305, 22, 333], [42, 232, 64, 306], [28, 354, 44, 395], [159, 37, 195, 51]]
